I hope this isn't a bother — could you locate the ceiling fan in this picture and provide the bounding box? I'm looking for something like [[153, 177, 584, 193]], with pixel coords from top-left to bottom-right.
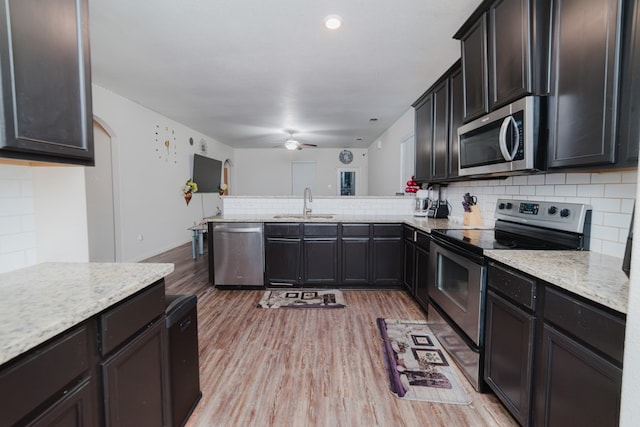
[[278, 131, 318, 150]]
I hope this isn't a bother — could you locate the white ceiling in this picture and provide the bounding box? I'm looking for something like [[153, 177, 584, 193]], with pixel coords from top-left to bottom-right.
[[89, 0, 481, 149]]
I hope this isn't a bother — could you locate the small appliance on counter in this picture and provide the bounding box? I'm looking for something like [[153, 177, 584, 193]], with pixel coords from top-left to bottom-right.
[[414, 189, 430, 217], [427, 186, 450, 218]]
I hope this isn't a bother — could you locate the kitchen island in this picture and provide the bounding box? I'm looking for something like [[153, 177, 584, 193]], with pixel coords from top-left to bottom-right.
[[0, 262, 174, 426]]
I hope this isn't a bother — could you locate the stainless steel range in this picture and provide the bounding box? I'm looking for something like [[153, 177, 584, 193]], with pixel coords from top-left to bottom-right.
[[428, 198, 592, 391]]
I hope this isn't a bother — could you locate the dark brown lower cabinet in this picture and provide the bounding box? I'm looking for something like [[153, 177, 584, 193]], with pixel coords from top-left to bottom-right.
[[264, 222, 403, 288], [0, 325, 95, 426], [303, 238, 339, 285], [0, 280, 170, 426], [28, 379, 94, 427], [264, 237, 302, 285], [403, 226, 430, 311], [371, 224, 403, 286], [413, 246, 430, 311], [485, 290, 535, 426], [402, 234, 415, 294], [535, 325, 622, 427], [102, 319, 170, 427], [486, 262, 625, 426], [341, 237, 370, 284]]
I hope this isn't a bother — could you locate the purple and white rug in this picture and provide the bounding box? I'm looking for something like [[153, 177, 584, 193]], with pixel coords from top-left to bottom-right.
[[377, 318, 472, 405]]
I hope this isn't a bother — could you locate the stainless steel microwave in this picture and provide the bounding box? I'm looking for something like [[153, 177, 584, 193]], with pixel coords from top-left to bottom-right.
[[457, 96, 545, 177]]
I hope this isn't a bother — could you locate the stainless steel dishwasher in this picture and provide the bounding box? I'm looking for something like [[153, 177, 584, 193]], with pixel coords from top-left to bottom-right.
[[213, 223, 264, 287]]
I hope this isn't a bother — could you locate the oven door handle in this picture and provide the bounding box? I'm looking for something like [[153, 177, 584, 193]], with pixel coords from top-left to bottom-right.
[[430, 236, 485, 265]]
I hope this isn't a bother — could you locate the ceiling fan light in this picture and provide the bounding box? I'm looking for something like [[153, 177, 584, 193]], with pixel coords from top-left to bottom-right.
[[324, 15, 342, 30], [284, 140, 299, 150]]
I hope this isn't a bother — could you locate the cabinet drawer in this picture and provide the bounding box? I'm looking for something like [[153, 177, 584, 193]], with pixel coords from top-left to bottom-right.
[[402, 225, 415, 241], [304, 223, 337, 237], [373, 224, 402, 237], [264, 223, 301, 237], [100, 281, 165, 356], [416, 231, 430, 251], [488, 262, 537, 310], [544, 287, 626, 363], [0, 325, 90, 426], [343, 224, 370, 237], [28, 378, 94, 427]]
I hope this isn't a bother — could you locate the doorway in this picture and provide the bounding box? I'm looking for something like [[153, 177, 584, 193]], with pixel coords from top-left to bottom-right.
[[337, 168, 360, 196], [400, 134, 415, 191], [85, 120, 117, 261]]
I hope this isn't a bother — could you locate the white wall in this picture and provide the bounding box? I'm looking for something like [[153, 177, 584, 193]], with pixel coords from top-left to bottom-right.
[[92, 85, 234, 261], [33, 167, 89, 263], [0, 84, 235, 271], [232, 148, 368, 196], [367, 108, 414, 196]]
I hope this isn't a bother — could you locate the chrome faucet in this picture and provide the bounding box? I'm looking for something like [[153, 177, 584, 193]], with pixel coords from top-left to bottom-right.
[[303, 187, 313, 216]]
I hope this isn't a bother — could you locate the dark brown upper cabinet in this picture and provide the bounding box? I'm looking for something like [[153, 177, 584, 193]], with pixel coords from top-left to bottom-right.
[[455, 0, 549, 122], [458, 14, 489, 122], [448, 63, 464, 179], [547, 0, 622, 169], [412, 61, 462, 184], [490, 0, 540, 109], [617, 0, 640, 168], [413, 92, 434, 183], [0, 0, 94, 165], [431, 79, 450, 182]]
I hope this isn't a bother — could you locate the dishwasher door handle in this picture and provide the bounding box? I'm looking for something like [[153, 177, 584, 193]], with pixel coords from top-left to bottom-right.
[[214, 226, 262, 233]]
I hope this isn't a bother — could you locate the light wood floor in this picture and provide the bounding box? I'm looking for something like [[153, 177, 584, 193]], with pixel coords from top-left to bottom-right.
[[146, 243, 517, 427]]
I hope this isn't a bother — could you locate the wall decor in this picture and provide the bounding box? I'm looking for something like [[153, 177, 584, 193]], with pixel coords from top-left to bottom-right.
[[154, 124, 178, 163], [199, 138, 208, 155]]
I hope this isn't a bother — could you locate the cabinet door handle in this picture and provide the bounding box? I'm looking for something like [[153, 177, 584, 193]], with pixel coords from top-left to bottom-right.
[[179, 317, 192, 332]]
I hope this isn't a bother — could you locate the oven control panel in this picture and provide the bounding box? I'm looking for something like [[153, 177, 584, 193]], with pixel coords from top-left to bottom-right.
[[495, 198, 591, 234]]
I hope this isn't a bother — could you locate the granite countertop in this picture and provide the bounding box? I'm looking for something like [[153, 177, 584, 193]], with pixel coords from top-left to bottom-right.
[[207, 214, 629, 313], [205, 214, 481, 234], [0, 262, 174, 366], [485, 250, 629, 314]]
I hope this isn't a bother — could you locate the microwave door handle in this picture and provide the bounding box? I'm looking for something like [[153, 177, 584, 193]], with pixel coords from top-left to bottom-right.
[[498, 116, 520, 161]]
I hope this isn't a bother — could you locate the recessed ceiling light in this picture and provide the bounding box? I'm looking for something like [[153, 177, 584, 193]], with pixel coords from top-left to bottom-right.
[[324, 15, 342, 30]]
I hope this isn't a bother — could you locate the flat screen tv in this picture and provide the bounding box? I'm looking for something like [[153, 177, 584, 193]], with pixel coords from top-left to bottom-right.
[[192, 154, 223, 193]]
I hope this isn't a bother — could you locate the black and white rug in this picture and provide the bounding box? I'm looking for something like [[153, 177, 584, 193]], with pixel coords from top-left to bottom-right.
[[257, 289, 346, 309]]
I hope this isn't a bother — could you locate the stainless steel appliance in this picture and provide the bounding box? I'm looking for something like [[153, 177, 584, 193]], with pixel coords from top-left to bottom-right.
[[427, 185, 450, 218], [428, 198, 591, 391], [414, 189, 430, 217], [213, 223, 264, 288], [457, 96, 545, 177]]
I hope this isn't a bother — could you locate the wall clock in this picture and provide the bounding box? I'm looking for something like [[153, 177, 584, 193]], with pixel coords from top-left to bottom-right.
[[339, 149, 353, 164], [155, 125, 177, 163]]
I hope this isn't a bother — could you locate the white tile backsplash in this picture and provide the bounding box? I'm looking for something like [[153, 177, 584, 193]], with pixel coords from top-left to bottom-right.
[[447, 170, 636, 258], [223, 196, 416, 216], [0, 164, 36, 273]]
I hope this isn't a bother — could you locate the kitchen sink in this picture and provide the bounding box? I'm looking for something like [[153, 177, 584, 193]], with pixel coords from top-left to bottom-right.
[[272, 214, 334, 219]]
